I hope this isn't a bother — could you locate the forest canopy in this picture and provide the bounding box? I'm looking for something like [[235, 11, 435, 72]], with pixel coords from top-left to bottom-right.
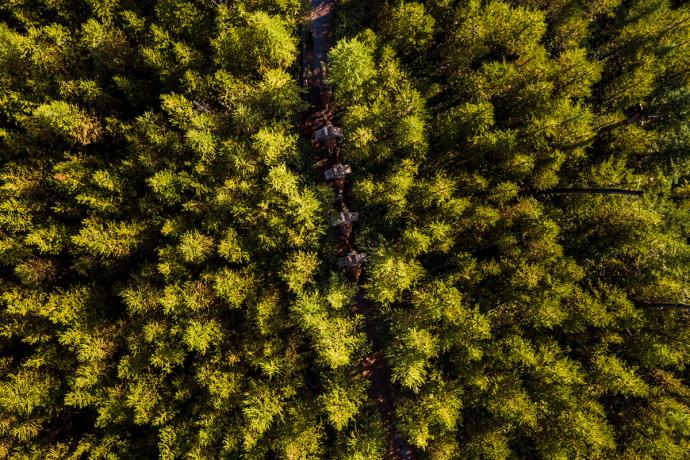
[[1, 0, 690, 459]]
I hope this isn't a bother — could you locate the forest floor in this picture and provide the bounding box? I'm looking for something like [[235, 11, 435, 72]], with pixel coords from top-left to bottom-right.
[[353, 294, 415, 460]]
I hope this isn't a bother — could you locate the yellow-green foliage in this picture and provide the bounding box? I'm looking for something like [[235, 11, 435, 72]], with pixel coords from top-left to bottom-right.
[[2, 0, 690, 458]]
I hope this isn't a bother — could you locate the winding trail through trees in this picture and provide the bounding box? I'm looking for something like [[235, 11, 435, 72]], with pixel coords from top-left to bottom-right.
[[301, 1, 414, 458]]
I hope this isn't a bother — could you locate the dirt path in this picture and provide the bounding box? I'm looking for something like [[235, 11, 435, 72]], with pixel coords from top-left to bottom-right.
[[354, 294, 415, 460], [306, 0, 334, 82], [301, 2, 416, 459]]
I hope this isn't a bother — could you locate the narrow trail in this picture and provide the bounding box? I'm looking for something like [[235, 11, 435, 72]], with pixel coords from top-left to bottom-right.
[[300, 2, 415, 459]]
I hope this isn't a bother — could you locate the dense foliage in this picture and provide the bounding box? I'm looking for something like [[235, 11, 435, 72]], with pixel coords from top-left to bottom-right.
[[333, 0, 690, 458], [1, 0, 690, 458], [0, 1, 380, 458]]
